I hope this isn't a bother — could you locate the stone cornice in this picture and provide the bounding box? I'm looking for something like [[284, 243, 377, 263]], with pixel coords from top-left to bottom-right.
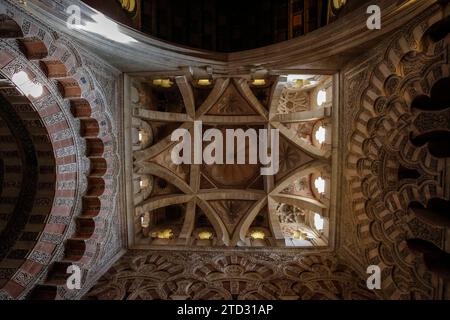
[[15, 0, 440, 73]]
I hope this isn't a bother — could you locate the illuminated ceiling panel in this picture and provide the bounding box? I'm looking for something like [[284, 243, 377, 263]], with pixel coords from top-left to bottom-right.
[[126, 73, 337, 250]]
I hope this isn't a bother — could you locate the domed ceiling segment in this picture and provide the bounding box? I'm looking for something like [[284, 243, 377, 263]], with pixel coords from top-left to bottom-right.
[[127, 74, 334, 248], [0, 96, 38, 247], [127, 72, 336, 249], [0, 73, 56, 287]]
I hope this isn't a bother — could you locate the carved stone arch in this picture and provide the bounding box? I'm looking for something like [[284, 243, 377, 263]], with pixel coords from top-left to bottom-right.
[[0, 1, 121, 299], [344, 6, 450, 299], [230, 197, 267, 246], [196, 78, 230, 116], [51, 38, 84, 72], [0, 47, 83, 300], [350, 12, 445, 147], [196, 199, 230, 246], [136, 162, 192, 195], [271, 161, 328, 195]]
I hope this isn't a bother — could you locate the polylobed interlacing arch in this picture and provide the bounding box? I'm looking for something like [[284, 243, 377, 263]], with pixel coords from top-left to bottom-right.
[[85, 250, 378, 300], [345, 6, 450, 299]]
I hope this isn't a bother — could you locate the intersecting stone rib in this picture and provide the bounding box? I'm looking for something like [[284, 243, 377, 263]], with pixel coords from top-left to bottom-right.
[[134, 122, 191, 161], [138, 194, 194, 213], [270, 194, 326, 214], [197, 198, 230, 246], [197, 189, 266, 201], [271, 160, 328, 194], [230, 197, 268, 246], [177, 199, 197, 244], [136, 162, 193, 194], [175, 76, 196, 119], [134, 108, 192, 122], [272, 121, 330, 159], [234, 78, 269, 119], [268, 76, 287, 119], [196, 78, 230, 116], [199, 115, 266, 124], [271, 107, 331, 122], [189, 164, 200, 193]]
